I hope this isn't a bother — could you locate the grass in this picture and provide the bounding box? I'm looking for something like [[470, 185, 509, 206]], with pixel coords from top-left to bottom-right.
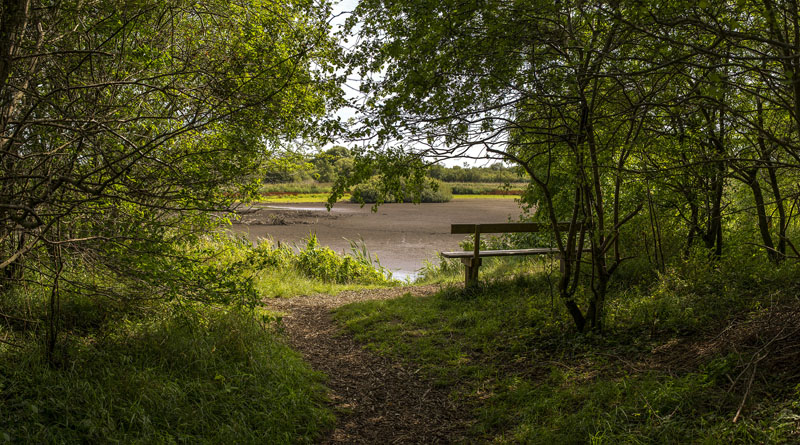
[[0, 235, 397, 443], [254, 266, 389, 298], [447, 182, 527, 195], [335, 256, 800, 443], [0, 301, 334, 443], [246, 235, 396, 290], [451, 194, 518, 200], [261, 181, 334, 194], [258, 192, 350, 203], [256, 193, 517, 203]]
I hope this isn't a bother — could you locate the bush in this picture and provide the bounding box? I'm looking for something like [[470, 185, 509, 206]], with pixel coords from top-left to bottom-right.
[[349, 177, 452, 203], [248, 234, 394, 285], [295, 235, 393, 284]]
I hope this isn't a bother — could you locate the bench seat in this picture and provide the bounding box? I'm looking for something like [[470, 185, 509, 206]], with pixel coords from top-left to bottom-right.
[[442, 221, 589, 286], [441, 248, 560, 258]]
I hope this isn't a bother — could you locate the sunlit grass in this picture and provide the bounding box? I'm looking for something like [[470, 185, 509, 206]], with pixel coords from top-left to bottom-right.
[[451, 194, 518, 200], [261, 181, 334, 194], [254, 266, 391, 298], [336, 259, 800, 443], [258, 193, 350, 203]]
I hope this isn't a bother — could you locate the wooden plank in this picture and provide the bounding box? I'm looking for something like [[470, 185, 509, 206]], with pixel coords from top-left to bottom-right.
[[450, 222, 586, 234], [441, 248, 562, 258], [441, 248, 591, 258]]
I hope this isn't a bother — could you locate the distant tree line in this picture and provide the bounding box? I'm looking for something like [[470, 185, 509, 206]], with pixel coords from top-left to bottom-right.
[[264, 146, 525, 184]]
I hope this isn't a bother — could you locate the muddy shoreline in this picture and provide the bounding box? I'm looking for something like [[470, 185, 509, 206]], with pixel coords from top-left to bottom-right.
[[229, 200, 524, 279]]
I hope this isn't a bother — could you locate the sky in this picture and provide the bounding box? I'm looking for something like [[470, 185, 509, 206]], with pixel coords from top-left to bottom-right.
[[329, 0, 362, 128], [326, 0, 486, 167]]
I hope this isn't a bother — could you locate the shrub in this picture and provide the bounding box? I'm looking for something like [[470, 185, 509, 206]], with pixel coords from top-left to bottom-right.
[[295, 235, 393, 284], [247, 235, 394, 285], [349, 177, 452, 203]]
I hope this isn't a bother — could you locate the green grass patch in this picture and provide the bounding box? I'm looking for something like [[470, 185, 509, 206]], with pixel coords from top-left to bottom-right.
[[258, 192, 350, 203], [451, 194, 519, 200], [254, 266, 389, 298], [335, 259, 800, 443], [254, 191, 518, 203], [260, 181, 334, 194], [256, 181, 524, 202], [0, 304, 333, 443]]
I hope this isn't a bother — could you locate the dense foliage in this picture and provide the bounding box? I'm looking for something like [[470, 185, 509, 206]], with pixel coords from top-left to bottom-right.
[[343, 0, 800, 331], [0, 0, 342, 358], [349, 177, 452, 203]]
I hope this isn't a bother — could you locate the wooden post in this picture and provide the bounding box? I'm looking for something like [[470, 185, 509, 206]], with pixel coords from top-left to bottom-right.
[[461, 257, 482, 287], [468, 225, 481, 286]]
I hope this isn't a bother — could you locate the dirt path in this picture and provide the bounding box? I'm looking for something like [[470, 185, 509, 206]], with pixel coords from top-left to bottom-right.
[[265, 285, 468, 444]]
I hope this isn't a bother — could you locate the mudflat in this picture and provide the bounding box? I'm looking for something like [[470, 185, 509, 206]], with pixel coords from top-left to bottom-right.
[[230, 199, 524, 279]]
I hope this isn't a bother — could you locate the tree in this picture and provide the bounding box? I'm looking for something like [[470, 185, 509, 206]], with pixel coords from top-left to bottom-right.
[[345, 0, 656, 331], [312, 145, 353, 182], [344, 0, 800, 331], [0, 0, 341, 359]]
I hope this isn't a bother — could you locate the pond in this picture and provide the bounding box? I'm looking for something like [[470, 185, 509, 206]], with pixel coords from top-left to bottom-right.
[[229, 199, 525, 280]]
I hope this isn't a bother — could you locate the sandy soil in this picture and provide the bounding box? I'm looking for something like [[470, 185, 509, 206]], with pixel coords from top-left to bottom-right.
[[230, 199, 524, 279]]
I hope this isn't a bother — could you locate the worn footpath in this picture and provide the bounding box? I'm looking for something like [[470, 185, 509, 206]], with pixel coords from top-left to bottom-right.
[[265, 285, 468, 444]]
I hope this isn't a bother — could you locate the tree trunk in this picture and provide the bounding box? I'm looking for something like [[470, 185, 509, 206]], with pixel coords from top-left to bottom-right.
[[745, 168, 779, 262]]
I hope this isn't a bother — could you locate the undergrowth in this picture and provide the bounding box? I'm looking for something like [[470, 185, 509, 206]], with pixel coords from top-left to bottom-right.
[[0, 304, 332, 443], [336, 253, 800, 443], [247, 234, 395, 296], [0, 234, 394, 443]]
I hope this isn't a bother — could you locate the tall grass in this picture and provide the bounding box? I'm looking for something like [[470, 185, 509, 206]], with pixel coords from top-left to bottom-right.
[[448, 182, 526, 195], [260, 181, 334, 194], [249, 234, 394, 290], [0, 300, 333, 443], [0, 234, 396, 442]]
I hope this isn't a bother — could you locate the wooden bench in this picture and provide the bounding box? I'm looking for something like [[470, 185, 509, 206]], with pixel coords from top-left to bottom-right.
[[441, 222, 588, 286]]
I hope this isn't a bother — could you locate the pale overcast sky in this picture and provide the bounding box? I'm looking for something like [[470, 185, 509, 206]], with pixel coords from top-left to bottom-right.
[[327, 0, 487, 167]]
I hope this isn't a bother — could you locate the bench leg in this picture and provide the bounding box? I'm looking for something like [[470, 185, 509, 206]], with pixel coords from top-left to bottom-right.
[[461, 257, 482, 287]]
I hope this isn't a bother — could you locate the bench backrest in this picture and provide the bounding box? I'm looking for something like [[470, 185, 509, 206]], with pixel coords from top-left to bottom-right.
[[451, 222, 587, 234]]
